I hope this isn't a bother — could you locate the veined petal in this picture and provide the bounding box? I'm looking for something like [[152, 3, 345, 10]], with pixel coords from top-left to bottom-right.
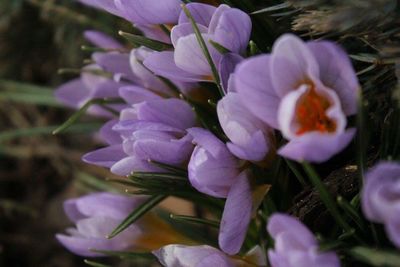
[[178, 3, 217, 26], [171, 23, 208, 48], [277, 128, 356, 163], [271, 34, 319, 97], [219, 171, 252, 255], [235, 55, 280, 129]]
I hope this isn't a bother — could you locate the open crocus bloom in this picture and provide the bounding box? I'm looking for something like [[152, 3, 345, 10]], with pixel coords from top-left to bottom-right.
[[361, 161, 400, 248], [267, 213, 340, 267], [144, 3, 252, 82], [236, 34, 359, 163]]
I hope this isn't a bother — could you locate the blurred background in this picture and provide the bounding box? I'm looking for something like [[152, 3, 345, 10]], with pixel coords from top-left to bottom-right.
[[0, 1, 134, 266]]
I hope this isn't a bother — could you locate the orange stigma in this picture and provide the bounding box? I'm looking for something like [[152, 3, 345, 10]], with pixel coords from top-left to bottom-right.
[[295, 86, 336, 135]]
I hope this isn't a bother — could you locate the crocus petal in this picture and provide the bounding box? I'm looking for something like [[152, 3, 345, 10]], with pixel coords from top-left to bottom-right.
[[111, 155, 161, 176], [93, 52, 136, 82], [219, 171, 252, 255], [153, 245, 234, 267], [55, 79, 90, 108], [119, 85, 162, 105], [226, 130, 269, 162], [78, 0, 121, 16], [99, 120, 121, 145], [56, 234, 108, 257], [178, 3, 217, 26], [210, 8, 252, 54], [208, 4, 231, 33], [386, 220, 400, 248], [144, 51, 205, 82], [84, 30, 123, 49], [174, 33, 220, 77], [136, 99, 197, 130], [278, 128, 356, 163], [307, 41, 359, 115], [91, 80, 121, 99], [267, 213, 316, 247], [271, 34, 319, 97], [218, 53, 243, 92], [115, 0, 181, 25], [171, 23, 208, 48], [235, 55, 280, 129], [82, 144, 126, 168]]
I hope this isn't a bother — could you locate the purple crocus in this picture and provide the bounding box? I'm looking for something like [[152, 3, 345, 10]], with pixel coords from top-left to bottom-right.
[[267, 213, 341, 267], [144, 3, 252, 82], [361, 161, 400, 248], [235, 34, 359, 163], [187, 128, 252, 255], [84, 30, 124, 49], [153, 244, 267, 267], [56, 193, 146, 257], [83, 98, 197, 176]]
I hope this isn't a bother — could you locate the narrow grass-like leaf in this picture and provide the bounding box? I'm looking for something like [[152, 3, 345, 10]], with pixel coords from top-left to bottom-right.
[[131, 172, 187, 181], [0, 123, 101, 143], [108, 194, 166, 238], [337, 195, 367, 235], [91, 249, 155, 260], [251, 3, 291, 15], [181, 4, 225, 96], [284, 159, 307, 186], [209, 39, 230, 54], [349, 247, 400, 266], [119, 31, 172, 51], [148, 160, 188, 175], [52, 98, 122, 134], [170, 214, 219, 228]]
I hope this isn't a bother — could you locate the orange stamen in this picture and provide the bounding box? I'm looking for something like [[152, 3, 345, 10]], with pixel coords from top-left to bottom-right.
[[295, 86, 336, 135]]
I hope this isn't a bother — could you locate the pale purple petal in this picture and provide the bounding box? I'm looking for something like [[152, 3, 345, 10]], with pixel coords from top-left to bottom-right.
[[55, 79, 90, 108], [235, 55, 280, 129], [135, 24, 171, 44], [84, 30, 123, 49], [178, 3, 217, 26], [78, 0, 121, 16], [271, 34, 319, 97], [210, 8, 252, 54], [174, 33, 220, 77], [219, 53, 243, 92], [93, 52, 136, 82], [278, 129, 356, 163], [386, 220, 400, 248], [119, 85, 162, 105], [99, 120, 121, 145], [111, 155, 161, 176], [91, 80, 121, 99], [136, 99, 196, 130], [219, 171, 252, 255], [153, 245, 234, 267], [115, 0, 181, 25], [171, 23, 208, 48], [82, 144, 126, 167], [144, 51, 205, 82], [208, 4, 231, 33], [307, 41, 359, 115]]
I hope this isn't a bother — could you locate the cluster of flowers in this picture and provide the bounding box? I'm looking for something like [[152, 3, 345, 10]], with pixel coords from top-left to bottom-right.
[[55, 0, 400, 266]]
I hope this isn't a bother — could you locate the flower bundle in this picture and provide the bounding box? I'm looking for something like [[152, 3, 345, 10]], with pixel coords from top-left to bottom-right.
[[53, 0, 400, 266]]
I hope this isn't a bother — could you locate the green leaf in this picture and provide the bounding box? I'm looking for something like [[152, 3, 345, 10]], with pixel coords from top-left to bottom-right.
[[169, 214, 219, 228], [119, 31, 172, 51], [0, 123, 101, 143], [209, 39, 230, 54], [349, 247, 400, 267], [108, 194, 166, 238], [52, 98, 122, 134], [251, 3, 291, 15], [84, 260, 111, 267], [181, 4, 225, 97], [91, 249, 155, 260], [337, 195, 367, 235]]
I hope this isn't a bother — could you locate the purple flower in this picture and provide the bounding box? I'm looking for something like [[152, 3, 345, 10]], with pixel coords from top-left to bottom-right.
[[187, 128, 252, 255], [144, 4, 252, 82], [84, 30, 123, 49], [267, 213, 341, 267], [84, 98, 197, 176], [153, 244, 267, 267], [217, 92, 274, 162], [361, 161, 400, 248], [57, 193, 185, 257], [56, 193, 147, 257], [235, 34, 359, 163]]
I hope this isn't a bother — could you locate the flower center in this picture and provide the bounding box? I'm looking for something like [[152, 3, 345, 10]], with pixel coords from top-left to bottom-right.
[[296, 86, 336, 135]]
